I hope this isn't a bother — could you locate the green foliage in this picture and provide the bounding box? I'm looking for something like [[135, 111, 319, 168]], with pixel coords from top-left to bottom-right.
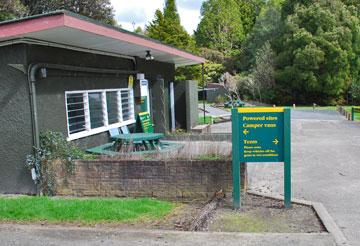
[[134, 26, 144, 35], [0, 197, 175, 223], [252, 42, 276, 102], [195, 0, 264, 55], [20, 0, 115, 25], [350, 80, 360, 100], [275, 0, 360, 104], [198, 115, 213, 125], [0, 0, 27, 21], [146, 0, 197, 82], [25, 131, 88, 196], [238, 2, 282, 71], [181, 62, 225, 87], [195, 0, 244, 54], [146, 0, 196, 52]]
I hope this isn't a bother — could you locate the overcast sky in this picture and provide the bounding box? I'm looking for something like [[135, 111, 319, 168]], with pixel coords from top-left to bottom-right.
[[110, 0, 204, 34]]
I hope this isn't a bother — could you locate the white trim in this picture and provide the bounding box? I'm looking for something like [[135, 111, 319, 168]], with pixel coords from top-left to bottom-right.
[[65, 88, 134, 141], [66, 119, 136, 141], [102, 91, 108, 127], [117, 90, 123, 122]]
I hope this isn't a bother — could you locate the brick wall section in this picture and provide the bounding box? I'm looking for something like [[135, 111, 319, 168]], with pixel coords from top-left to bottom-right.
[[55, 160, 247, 199]]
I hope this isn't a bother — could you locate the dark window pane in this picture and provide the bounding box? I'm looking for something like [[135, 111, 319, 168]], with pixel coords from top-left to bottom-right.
[[121, 90, 133, 121], [106, 91, 119, 125], [89, 92, 104, 129], [66, 93, 86, 134]]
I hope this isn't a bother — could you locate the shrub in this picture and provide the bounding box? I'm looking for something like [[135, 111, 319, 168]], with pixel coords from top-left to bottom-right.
[[25, 131, 87, 196]]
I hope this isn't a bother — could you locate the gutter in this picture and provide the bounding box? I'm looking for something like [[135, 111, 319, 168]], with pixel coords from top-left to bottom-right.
[[27, 63, 139, 149]]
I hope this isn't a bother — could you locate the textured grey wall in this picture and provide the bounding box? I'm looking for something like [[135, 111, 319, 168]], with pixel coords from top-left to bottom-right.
[[0, 43, 176, 194], [174, 80, 199, 131], [150, 78, 167, 133], [185, 80, 198, 130], [174, 81, 187, 129], [27, 45, 175, 148], [0, 44, 35, 194]]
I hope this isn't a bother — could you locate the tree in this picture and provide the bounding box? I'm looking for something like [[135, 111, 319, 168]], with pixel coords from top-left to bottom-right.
[[219, 72, 242, 103], [238, 1, 282, 71], [134, 26, 144, 35], [0, 0, 27, 21], [146, 0, 197, 82], [20, 0, 115, 25], [195, 0, 264, 55], [275, 0, 360, 104], [146, 0, 196, 52], [195, 0, 244, 54], [252, 42, 276, 102]]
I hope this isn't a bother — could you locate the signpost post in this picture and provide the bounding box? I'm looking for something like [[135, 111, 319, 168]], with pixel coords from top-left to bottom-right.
[[351, 107, 360, 121], [232, 107, 291, 209]]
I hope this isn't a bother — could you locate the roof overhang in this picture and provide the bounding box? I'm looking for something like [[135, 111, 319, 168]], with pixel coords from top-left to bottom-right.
[[0, 11, 205, 67]]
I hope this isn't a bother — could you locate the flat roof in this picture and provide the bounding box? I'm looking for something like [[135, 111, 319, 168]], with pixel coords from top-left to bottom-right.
[[0, 11, 205, 67]]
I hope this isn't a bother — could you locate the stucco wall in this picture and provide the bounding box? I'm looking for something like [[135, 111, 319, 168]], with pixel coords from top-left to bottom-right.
[[174, 80, 198, 131], [0, 43, 177, 194], [27, 45, 175, 148], [185, 80, 199, 130], [0, 44, 35, 194]]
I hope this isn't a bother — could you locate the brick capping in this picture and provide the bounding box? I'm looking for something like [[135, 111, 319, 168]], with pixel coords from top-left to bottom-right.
[[55, 159, 247, 199]]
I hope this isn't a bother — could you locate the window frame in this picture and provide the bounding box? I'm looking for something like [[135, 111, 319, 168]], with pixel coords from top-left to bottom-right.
[[65, 88, 135, 141]]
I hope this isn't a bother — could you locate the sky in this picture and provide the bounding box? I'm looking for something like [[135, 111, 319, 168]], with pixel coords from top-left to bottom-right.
[[110, 0, 205, 34]]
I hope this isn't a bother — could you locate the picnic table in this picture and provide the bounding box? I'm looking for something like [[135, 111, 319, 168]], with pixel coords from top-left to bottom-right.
[[111, 133, 164, 151]]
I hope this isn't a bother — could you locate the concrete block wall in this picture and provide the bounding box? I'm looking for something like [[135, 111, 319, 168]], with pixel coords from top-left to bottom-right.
[[174, 80, 199, 131], [185, 80, 199, 131]]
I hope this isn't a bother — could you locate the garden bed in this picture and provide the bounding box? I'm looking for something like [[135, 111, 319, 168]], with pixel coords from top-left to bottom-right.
[[0, 194, 327, 234], [206, 194, 325, 233]]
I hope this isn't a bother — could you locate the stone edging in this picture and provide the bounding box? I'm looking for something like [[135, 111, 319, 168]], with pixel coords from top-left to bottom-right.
[[247, 191, 348, 246]]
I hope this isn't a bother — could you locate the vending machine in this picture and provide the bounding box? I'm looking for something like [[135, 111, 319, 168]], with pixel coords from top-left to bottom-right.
[[137, 74, 150, 114]]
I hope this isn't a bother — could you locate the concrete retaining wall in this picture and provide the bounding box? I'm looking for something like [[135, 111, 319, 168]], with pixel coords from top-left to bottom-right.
[[55, 159, 246, 199], [165, 133, 232, 142]]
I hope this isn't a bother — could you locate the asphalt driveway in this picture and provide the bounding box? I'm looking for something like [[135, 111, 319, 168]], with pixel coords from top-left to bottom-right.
[[248, 110, 360, 246]]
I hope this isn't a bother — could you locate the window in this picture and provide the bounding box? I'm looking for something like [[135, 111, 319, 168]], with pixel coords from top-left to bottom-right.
[[66, 93, 86, 134], [88, 92, 104, 129], [65, 88, 135, 140], [121, 90, 133, 121], [106, 91, 119, 125]]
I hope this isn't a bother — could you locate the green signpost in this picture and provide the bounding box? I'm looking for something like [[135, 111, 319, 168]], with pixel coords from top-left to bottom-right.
[[232, 107, 291, 209], [351, 107, 360, 121]]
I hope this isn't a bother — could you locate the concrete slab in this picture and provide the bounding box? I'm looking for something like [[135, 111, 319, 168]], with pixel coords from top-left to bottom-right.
[[0, 224, 336, 246], [199, 104, 231, 117]]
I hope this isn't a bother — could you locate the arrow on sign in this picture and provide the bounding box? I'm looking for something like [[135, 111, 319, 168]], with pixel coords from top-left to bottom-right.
[[243, 129, 249, 135], [273, 138, 279, 145]]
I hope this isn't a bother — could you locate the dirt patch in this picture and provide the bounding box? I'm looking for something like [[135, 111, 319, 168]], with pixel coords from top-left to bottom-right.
[[0, 195, 325, 234], [206, 194, 325, 233]]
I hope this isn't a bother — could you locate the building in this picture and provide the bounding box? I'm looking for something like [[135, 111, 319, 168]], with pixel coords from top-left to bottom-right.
[[0, 11, 204, 194]]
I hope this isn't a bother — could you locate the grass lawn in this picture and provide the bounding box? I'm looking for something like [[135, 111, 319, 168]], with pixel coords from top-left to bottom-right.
[[343, 106, 360, 121], [222, 105, 337, 111], [293, 106, 337, 111], [198, 115, 213, 124], [0, 196, 175, 224]]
